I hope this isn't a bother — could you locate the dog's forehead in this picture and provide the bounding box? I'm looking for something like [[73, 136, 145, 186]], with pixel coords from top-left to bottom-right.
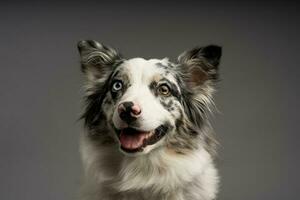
[[119, 57, 175, 83]]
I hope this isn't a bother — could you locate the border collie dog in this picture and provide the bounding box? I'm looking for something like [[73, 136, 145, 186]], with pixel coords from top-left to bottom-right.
[[77, 40, 222, 200]]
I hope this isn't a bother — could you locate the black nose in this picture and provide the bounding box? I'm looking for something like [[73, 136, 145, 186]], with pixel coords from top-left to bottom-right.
[[118, 101, 141, 124]]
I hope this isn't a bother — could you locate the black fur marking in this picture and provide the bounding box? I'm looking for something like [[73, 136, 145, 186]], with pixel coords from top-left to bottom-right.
[[110, 90, 119, 100], [82, 64, 123, 129], [109, 69, 130, 102], [110, 70, 120, 80], [156, 62, 174, 76], [146, 124, 171, 146], [167, 81, 181, 100], [82, 82, 109, 129], [87, 120, 115, 145], [149, 78, 181, 100], [103, 97, 112, 105], [199, 45, 222, 67], [178, 45, 222, 82], [168, 107, 174, 112], [156, 62, 172, 70], [149, 81, 158, 96], [160, 99, 174, 110]]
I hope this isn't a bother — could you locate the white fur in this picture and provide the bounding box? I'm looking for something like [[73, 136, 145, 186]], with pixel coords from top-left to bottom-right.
[[79, 132, 219, 200]]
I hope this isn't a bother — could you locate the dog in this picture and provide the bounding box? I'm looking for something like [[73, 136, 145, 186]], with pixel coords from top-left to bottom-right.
[[77, 40, 222, 200]]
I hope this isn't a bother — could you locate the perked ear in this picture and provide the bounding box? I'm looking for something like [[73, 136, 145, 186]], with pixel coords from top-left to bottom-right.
[[178, 45, 222, 87], [77, 40, 122, 82]]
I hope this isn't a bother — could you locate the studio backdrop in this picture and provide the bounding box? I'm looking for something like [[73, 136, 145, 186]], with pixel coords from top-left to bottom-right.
[[0, 1, 299, 200]]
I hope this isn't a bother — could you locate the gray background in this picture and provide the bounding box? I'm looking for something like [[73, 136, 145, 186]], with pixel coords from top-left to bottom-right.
[[0, 1, 299, 200]]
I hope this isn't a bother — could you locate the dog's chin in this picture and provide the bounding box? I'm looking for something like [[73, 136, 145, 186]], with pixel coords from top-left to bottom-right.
[[114, 125, 169, 155]]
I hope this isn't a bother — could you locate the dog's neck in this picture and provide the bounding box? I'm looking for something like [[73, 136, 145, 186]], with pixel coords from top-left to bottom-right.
[[80, 132, 217, 199], [110, 146, 211, 193]]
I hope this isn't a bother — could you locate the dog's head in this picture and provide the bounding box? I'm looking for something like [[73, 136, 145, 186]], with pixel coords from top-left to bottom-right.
[[78, 40, 221, 156]]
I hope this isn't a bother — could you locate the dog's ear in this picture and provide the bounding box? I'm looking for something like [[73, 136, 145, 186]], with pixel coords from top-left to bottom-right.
[[77, 40, 122, 82], [178, 45, 222, 127], [178, 45, 222, 88]]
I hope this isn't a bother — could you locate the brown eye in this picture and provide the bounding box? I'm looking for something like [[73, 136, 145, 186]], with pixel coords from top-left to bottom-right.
[[158, 84, 170, 96]]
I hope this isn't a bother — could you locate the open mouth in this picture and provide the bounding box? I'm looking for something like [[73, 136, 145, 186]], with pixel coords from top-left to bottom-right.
[[116, 125, 168, 153]]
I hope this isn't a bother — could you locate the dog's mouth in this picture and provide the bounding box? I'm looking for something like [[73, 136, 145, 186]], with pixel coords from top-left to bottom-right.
[[116, 125, 168, 153]]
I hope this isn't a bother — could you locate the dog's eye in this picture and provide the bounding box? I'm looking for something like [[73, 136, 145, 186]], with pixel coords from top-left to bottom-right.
[[158, 84, 170, 96], [111, 80, 123, 92]]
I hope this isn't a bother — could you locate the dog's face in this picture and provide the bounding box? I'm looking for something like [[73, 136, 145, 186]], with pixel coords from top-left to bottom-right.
[[78, 40, 221, 156]]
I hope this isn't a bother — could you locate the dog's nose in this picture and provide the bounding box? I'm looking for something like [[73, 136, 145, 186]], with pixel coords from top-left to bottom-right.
[[118, 101, 141, 124]]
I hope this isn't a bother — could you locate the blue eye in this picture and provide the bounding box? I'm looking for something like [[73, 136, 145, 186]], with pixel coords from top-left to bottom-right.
[[112, 80, 123, 92]]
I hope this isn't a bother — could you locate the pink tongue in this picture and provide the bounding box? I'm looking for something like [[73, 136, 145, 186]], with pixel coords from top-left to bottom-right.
[[120, 130, 148, 150]]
